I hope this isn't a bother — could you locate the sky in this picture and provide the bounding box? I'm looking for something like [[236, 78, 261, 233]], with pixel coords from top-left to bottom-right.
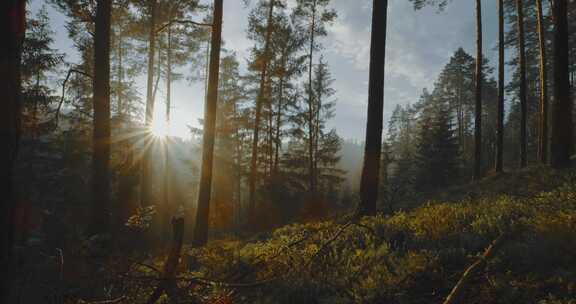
[[31, 0, 503, 141]]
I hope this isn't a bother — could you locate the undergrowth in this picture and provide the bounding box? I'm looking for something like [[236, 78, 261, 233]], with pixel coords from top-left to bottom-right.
[[123, 168, 576, 303]]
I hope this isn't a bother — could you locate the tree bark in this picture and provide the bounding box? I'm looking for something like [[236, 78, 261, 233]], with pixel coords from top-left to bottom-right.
[[141, 0, 157, 208], [536, 0, 549, 164], [248, 0, 275, 219], [516, 0, 528, 168], [307, 0, 318, 194], [274, 72, 285, 175], [496, 0, 505, 173], [90, 0, 112, 235], [550, 0, 573, 168], [0, 0, 25, 301], [192, 0, 223, 247], [357, 0, 388, 216], [473, 0, 483, 180]]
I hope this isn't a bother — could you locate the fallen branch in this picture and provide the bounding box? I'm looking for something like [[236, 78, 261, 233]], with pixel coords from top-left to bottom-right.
[[443, 233, 507, 304], [307, 222, 352, 267], [145, 217, 185, 304], [79, 296, 126, 304]]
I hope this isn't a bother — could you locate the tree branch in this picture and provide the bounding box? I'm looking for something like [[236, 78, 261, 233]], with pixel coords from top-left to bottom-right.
[[156, 19, 212, 33], [55, 68, 93, 124]]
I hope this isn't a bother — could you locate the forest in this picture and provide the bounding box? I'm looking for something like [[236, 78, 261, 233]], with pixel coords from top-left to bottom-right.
[[0, 0, 575, 303]]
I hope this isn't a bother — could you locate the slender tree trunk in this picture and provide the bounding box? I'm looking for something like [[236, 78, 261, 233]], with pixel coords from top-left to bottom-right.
[[152, 44, 162, 105], [274, 73, 285, 175], [117, 27, 123, 116], [192, 0, 223, 247], [473, 0, 483, 180], [550, 0, 573, 168], [358, 0, 388, 216], [141, 0, 157, 207], [0, 1, 25, 301], [496, 0, 505, 173], [162, 24, 173, 240], [536, 0, 549, 164], [166, 25, 172, 126], [516, 0, 528, 168], [307, 0, 317, 194], [267, 90, 274, 178], [90, 0, 112, 235], [248, 0, 275, 218]]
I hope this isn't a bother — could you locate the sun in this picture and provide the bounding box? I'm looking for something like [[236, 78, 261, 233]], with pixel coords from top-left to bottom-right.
[[150, 119, 170, 138]]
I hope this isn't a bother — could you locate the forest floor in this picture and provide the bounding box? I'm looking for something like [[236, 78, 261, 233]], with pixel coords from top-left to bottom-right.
[[120, 166, 576, 304], [15, 166, 576, 304]]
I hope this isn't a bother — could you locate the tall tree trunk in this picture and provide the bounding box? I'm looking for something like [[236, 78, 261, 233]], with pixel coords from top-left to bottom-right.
[[473, 0, 483, 180], [536, 0, 549, 164], [550, 0, 573, 168], [192, 0, 223, 247], [117, 26, 123, 116], [162, 24, 173, 240], [90, 0, 112, 235], [0, 1, 25, 301], [516, 0, 528, 168], [496, 0, 505, 173], [248, 0, 275, 219], [141, 0, 157, 207], [274, 73, 285, 175], [307, 0, 317, 194], [357, 0, 388, 216]]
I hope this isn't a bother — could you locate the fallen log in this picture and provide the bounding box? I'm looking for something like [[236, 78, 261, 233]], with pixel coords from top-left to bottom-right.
[[442, 233, 507, 304]]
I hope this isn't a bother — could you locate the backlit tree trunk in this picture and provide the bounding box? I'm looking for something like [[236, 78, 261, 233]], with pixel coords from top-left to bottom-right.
[[141, 0, 157, 207], [90, 0, 112, 234], [550, 0, 573, 168], [192, 0, 223, 247], [0, 0, 25, 301], [358, 0, 388, 216], [248, 0, 275, 219]]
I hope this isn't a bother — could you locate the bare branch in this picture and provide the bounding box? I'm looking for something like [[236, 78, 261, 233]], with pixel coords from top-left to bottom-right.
[[156, 19, 213, 33]]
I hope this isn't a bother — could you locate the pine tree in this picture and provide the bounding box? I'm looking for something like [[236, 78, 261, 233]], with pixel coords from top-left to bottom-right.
[[292, 0, 336, 194], [192, 0, 223, 246], [90, 0, 112, 234], [415, 95, 460, 193], [358, 0, 388, 216], [0, 1, 26, 301]]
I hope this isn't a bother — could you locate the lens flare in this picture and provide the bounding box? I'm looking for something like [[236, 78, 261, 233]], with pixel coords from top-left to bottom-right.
[[150, 120, 169, 138]]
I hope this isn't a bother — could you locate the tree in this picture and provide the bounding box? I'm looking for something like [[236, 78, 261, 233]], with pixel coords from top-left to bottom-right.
[[21, 6, 64, 134], [248, 0, 278, 218], [357, 0, 388, 216], [535, 0, 548, 164], [550, 0, 572, 168], [292, 0, 336, 194], [90, 0, 112, 234], [415, 95, 460, 193], [496, 0, 505, 172], [0, 1, 26, 301], [192, 0, 223, 247], [473, 0, 482, 180], [140, 0, 158, 208], [516, 0, 528, 168]]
